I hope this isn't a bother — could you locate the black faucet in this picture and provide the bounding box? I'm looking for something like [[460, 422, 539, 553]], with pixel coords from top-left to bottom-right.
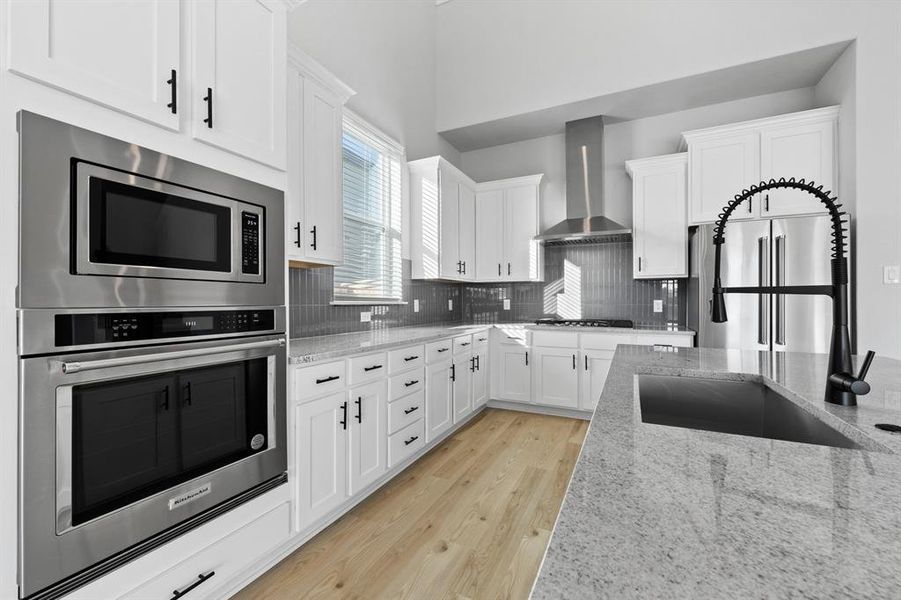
[[710, 178, 875, 407]]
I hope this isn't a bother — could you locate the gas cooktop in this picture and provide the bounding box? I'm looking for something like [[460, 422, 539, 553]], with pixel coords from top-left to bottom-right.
[[534, 318, 634, 328]]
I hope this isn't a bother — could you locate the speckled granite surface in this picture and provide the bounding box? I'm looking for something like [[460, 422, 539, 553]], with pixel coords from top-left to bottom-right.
[[532, 345, 901, 599], [289, 323, 695, 364]]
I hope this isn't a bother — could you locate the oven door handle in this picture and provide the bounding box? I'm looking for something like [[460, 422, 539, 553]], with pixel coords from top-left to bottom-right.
[[60, 338, 286, 374]]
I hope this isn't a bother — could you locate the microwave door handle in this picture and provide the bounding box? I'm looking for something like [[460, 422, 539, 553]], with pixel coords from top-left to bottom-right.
[[60, 338, 285, 374]]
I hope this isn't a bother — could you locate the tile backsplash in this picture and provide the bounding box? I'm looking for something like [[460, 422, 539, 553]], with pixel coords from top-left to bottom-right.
[[462, 241, 684, 328], [288, 260, 462, 338], [289, 240, 685, 338]]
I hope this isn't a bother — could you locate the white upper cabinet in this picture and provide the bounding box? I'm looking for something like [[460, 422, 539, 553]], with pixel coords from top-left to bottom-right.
[[682, 106, 839, 224], [409, 156, 477, 281], [286, 47, 354, 265], [7, 0, 181, 129], [759, 112, 837, 217], [192, 0, 287, 168], [627, 153, 688, 279], [474, 175, 543, 282]]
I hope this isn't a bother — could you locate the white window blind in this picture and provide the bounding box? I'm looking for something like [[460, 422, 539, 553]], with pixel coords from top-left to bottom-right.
[[334, 112, 404, 303]]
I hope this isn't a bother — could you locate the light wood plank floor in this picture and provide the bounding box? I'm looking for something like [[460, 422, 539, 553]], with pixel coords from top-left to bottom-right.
[[234, 408, 588, 600]]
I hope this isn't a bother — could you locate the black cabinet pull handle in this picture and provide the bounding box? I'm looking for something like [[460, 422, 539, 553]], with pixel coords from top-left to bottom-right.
[[340, 401, 347, 430], [171, 571, 216, 599], [572, 354, 576, 370], [460, 341, 470, 347], [355, 397, 362, 423], [507, 262, 511, 276], [202, 87, 213, 128], [404, 355, 419, 362], [310, 225, 317, 251], [457, 260, 462, 274], [160, 385, 170, 411], [478, 337, 487, 342], [183, 382, 192, 407], [584, 354, 588, 371], [470, 357, 475, 372], [525, 351, 529, 366], [462, 261, 466, 274], [748, 197, 753, 213], [450, 364, 456, 382], [498, 263, 501, 276], [404, 380, 419, 387], [404, 435, 419, 446], [765, 194, 770, 212], [364, 364, 383, 372], [293, 222, 301, 247], [437, 347, 449, 353], [404, 406, 419, 415], [316, 375, 340, 384], [166, 69, 177, 114], [475, 355, 480, 371], [638, 257, 642, 271]]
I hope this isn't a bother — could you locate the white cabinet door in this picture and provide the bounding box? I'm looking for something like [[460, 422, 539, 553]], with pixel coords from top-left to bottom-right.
[[629, 154, 688, 279], [348, 380, 387, 495], [295, 392, 347, 530], [760, 119, 835, 217], [580, 351, 614, 412], [453, 353, 473, 422], [426, 361, 454, 441], [475, 189, 505, 281], [532, 347, 580, 409], [301, 77, 344, 264], [439, 168, 461, 279], [504, 185, 540, 280], [472, 350, 489, 409], [497, 347, 531, 403], [458, 182, 476, 281], [688, 132, 760, 224], [8, 0, 180, 129], [192, 0, 287, 168]]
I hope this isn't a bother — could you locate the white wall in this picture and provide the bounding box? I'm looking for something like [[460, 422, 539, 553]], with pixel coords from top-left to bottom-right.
[[289, 0, 459, 165], [460, 88, 817, 231], [444, 2, 901, 359]]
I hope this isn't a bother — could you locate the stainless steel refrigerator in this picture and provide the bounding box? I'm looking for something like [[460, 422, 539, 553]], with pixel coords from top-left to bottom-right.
[[687, 215, 850, 353]]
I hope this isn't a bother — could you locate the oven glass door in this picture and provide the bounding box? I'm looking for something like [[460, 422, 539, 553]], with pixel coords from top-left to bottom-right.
[[63, 358, 270, 530], [89, 177, 232, 273]]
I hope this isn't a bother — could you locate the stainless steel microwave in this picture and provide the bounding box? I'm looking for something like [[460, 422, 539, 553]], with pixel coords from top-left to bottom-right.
[[17, 111, 284, 310]]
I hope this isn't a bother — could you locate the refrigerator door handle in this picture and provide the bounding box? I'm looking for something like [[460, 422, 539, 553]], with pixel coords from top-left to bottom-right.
[[757, 236, 769, 346], [775, 234, 786, 346]]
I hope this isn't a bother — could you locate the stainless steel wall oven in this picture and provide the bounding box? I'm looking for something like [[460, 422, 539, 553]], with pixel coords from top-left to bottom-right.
[[17, 113, 287, 600]]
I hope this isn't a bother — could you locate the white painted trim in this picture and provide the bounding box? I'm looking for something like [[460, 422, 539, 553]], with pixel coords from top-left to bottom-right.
[[408, 154, 475, 187], [625, 152, 687, 177], [287, 43, 355, 103], [344, 108, 405, 156], [486, 399, 592, 421], [680, 105, 840, 147], [474, 173, 544, 191]]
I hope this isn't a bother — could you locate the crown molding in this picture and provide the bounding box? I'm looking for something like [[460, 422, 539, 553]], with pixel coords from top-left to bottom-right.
[[288, 43, 356, 103]]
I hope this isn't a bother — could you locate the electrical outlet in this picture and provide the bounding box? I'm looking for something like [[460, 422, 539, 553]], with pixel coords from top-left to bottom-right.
[[448, 299, 453, 311], [884, 265, 901, 284], [360, 311, 371, 323], [503, 298, 511, 310], [413, 299, 420, 313], [653, 299, 663, 313]]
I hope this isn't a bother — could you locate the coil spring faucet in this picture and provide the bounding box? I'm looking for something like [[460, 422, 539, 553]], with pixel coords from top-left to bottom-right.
[[710, 178, 875, 407]]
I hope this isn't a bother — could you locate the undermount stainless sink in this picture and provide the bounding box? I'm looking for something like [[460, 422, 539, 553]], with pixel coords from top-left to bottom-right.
[[637, 374, 864, 450]]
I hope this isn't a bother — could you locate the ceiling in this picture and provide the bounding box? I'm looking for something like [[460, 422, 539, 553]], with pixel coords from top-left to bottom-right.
[[440, 41, 852, 152]]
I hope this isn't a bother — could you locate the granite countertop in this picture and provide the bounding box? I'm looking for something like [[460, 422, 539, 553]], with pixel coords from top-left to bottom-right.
[[531, 345, 901, 599], [289, 323, 696, 364]]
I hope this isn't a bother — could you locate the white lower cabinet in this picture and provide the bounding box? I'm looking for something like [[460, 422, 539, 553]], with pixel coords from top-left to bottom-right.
[[294, 392, 348, 530], [389, 419, 425, 467], [426, 360, 454, 441], [531, 347, 580, 409], [580, 351, 614, 412], [453, 352, 474, 422], [123, 502, 290, 599], [472, 347, 489, 409], [348, 380, 387, 495], [496, 345, 531, 403]]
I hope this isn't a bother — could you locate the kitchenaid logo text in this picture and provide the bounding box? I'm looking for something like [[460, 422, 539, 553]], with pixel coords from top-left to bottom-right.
[[168, 483, 211, 510]]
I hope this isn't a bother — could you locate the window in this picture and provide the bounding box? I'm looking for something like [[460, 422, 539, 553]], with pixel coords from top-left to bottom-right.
[[334, 112, 404, 303]]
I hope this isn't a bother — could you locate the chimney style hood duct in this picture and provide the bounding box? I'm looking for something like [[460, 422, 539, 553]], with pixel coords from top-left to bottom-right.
[[535, 116, 631, 243]]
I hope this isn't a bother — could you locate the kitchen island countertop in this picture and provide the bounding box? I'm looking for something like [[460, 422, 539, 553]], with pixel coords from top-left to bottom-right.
[[531, 345, 901, 599]]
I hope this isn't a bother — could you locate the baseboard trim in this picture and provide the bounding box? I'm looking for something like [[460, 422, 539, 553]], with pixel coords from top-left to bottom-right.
[[486, 399, 592, 420]]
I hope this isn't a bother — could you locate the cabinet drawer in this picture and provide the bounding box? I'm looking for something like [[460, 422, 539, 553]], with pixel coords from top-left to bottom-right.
[[349, 352, 388, 384], [472, 330, 490, 348], [634, 334, 694, 348], [453, 334, 473, 354], [388, 345, 424, 374], [497, 327, 528, 345], [388, 389, 424, 434], [531, 331, 579, 348], [124, 502, 290, 599], [389, 419, 425, 467], [390, 367, 425, 400], [580, 333, 635, 351], [294, 360, 346, 401], [426, 338, 453, 363]]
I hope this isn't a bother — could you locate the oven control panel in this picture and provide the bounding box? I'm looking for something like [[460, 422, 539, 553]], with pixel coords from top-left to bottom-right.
[[241, 211, 261, 275], [55, 309, 276, 347]]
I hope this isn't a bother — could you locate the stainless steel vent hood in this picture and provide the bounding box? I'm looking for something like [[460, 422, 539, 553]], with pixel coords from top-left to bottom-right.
[[535, 116, 631, 243]]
